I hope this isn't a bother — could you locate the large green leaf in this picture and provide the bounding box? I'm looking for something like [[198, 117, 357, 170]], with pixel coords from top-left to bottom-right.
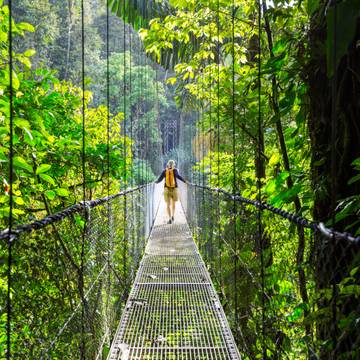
[[13, 156, 33, 173], [326, 0, 360, 77], [17, 22, 35, 33], [44, 190, 56, 200], [36, 164, 52, 175], [39, 173, 55, 185], [56, 188, 69, 197], [306, 0, 319, 16]]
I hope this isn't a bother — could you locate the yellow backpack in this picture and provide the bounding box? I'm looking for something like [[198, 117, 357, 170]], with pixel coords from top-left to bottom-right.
[[165, 168, 176, 188]]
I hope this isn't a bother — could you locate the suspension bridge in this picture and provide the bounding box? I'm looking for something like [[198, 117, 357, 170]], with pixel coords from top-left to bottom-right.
[[2, 0, 360, 359], [2, 179, 359, 359], [108, 198, 240, 359]]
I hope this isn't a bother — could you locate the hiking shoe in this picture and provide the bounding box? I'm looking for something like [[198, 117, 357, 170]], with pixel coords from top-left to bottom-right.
[[171, 216, 174, 222], [168, 219, 172, 224]]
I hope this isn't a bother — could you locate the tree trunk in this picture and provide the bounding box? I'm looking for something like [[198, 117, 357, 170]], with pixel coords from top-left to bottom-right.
[[307, 5, 360, 358]]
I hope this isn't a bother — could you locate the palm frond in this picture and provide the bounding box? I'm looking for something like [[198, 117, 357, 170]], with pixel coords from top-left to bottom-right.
[[108, 0, 170, 29]]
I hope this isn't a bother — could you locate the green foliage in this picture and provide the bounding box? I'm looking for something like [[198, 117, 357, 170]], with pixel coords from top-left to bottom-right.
[[0, 6, 160, 358], [92, 51, 167, 162], [137, 0, 358, 358], [0, 6, 130, 227], [326, 0, 360, 77], [334, 158, 360, 234], [131, 158, 156, 184], [265, 171, 303, 208], [1, 0, 359, 358], [108, 0, 167, 30], [142, 0, 312, 211], [10, 0, 170, 180]]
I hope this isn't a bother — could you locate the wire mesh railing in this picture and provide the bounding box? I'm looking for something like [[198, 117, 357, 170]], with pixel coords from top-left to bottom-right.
[[180, 183, 360, 360], [0, 184, 159, 359]]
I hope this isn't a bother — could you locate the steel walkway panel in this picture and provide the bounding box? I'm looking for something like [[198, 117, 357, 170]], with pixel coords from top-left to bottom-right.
[[108, 201, 240, 360]]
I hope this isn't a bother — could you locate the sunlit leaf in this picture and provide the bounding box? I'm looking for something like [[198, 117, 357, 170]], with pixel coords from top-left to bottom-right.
[[39, 173, 55, 185], [56, 188, 69, 197], [36, 164, 52, 175], [45, 190, 56, 200], [13, 156, 33, 173]]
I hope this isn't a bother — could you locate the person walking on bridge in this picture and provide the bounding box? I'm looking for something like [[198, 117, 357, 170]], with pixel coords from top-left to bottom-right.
[[155, 160, 189, 224]]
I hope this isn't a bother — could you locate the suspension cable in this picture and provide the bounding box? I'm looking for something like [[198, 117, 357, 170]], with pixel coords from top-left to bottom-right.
[[81, 0, 86, 200], [330, 0, 339, 351], [200, 63, 206, 256], [80, 0, 87, 357], [128, 21, 135, 276], [231, 0, 239, 336], [141, 49, 144, 183], [129, 27, 133, 188], [122, 0, 128, 282], [7, 0, 14, 357], [257, 1, 265, 354], [105, 0, 112, 349], [155, 66, 159, 171], [122, 0, 127, 188], [208, 0, 213, 262], [106, 4, 111, 194], [216, 0, 222, 288], [138, 46, 141, 184], [145, 56, 149, 182]]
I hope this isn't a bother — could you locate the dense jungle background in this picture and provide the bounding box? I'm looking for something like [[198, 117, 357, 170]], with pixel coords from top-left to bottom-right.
[[0, 0, 359, 359]]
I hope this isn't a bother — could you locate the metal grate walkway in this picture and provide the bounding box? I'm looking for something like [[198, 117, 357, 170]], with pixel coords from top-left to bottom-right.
[[108, 200, 241, 359]]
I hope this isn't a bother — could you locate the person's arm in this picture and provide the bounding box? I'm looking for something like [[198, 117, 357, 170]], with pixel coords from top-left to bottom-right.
[[174, 169, 188, 184], [155, 170, 165, 183]]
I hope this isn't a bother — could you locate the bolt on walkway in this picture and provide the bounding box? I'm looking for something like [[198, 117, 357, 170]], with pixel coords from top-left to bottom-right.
[[108, 199, 241, 359]]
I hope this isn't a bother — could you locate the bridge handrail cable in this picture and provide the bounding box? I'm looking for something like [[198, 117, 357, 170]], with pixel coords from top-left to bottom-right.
[[0, 184, 149, 241], [189, 182, 360, 244]]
